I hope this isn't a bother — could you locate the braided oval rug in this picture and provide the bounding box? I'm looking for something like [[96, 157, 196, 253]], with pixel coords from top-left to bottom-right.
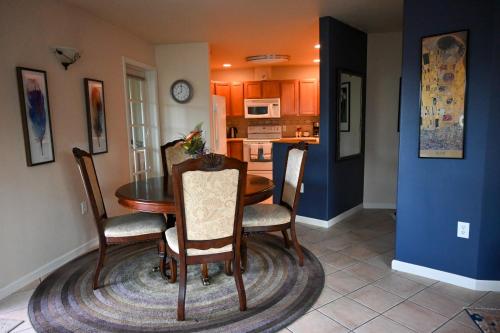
[[28, 234, 324, 332]]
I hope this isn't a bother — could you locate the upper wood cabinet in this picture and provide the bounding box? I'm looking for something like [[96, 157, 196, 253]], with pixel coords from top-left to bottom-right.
[[298, 79, 318, 116], [214, 82, 231, 115], [230, 82, 244, 117], [280, 80, 299, 116], [244, 81, 262, 99], [262, 81, 280, 98]]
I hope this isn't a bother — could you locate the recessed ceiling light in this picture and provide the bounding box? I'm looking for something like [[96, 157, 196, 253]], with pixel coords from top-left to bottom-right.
[[314, 44, 321, 49], [313, 59, 320, 63], [246, 54, 290, 64], [223, 63, 232, 68]]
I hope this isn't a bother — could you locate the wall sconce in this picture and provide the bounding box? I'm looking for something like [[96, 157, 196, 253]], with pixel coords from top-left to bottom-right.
[[52, 46, 81, 70]]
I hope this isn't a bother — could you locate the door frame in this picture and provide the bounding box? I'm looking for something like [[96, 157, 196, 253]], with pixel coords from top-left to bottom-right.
[[121, 57, 161, 180]]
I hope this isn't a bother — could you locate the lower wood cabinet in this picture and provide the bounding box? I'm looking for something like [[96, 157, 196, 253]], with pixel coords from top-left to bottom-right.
[[227, 140, 243, 160]]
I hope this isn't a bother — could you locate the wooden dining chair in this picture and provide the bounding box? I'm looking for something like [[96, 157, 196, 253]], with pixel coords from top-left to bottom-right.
[[241, 142, 308, 268], [72, 148, 167, 290], [160, 139, 189, 226], [164, 153, 247, 321]]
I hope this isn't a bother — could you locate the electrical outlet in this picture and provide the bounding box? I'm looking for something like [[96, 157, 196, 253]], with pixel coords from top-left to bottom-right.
[[300, 183, 304, 193], [80, 201, 88, 215], [457, 221, 469, 239]]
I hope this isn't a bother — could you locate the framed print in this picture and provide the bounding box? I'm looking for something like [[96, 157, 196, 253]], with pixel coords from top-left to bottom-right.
[[16, 67, 55, 166], [84, 78, 108, 154], [339, 81, 350, 132], [419, 30, 468, 159]]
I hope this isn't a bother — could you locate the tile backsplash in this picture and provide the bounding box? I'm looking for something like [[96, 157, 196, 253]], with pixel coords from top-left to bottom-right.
[[226, 116, 320, 138]]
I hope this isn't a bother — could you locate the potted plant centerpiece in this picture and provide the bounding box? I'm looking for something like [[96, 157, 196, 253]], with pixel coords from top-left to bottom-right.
[[181, 123, 206, 157]]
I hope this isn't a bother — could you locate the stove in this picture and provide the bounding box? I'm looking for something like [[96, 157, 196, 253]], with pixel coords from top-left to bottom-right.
[[243, 126, 281, 204]]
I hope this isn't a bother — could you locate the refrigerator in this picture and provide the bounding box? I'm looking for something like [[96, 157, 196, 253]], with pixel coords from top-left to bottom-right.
[[210, 95, 227, 155]]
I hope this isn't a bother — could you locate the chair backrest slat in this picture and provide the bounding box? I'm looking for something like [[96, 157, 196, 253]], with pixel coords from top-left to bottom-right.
[[161, 139, 191, 177], [280, 142, 308, 211], [172, 154, 247, 255], [73, 148, 107, 227]]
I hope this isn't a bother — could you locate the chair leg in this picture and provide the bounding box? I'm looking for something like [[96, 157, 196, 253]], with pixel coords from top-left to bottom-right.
[[224, 260, 233, 276], [159, 238, 168, 280], [177, 261, 187, 321], [282, 230, 290, 248], [241, 235, 248, 272], [290, 225, 304, 266], [233, 254, 247, 311], [201, 264, 210, 286], [169, 257, 177, 283], [93, 242, 106, 290]]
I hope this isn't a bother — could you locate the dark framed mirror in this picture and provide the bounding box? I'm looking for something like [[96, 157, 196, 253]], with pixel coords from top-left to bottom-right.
[[336, 69, 365, 161]]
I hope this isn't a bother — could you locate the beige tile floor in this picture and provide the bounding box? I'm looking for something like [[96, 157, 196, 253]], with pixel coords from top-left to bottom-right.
[[1, 209, 498, 332]]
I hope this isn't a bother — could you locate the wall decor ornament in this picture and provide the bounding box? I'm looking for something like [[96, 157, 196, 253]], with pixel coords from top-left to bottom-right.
[[84, 78, 108, 154], [16, 67, 55, 166], [419, 30, 468, 159]]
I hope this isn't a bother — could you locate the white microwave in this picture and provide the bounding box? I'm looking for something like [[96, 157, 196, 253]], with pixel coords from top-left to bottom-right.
[[244, 98, 280, 119]]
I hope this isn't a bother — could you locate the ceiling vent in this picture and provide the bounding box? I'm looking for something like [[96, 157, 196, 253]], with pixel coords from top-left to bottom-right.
[[246, 54, 290, 64]]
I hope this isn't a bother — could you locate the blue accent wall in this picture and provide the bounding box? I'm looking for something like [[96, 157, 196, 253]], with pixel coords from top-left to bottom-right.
[[396, 0, 500, 280], [273, 17, 367, 221]]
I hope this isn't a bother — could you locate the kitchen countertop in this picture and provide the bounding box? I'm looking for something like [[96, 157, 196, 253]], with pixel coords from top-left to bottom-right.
[[275, 137, 319, 144], [227, 137, 319, 144]]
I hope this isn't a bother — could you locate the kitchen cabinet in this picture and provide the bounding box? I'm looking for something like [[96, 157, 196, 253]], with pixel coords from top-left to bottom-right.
[[244, 81, 262, 99], [262, 81, 280, 98], [230, 82, 244, 117], [227, 140, 243, 160], [214, 82, 231, 115], [280, 80, 299, 116], [298, 79, 318, 116]]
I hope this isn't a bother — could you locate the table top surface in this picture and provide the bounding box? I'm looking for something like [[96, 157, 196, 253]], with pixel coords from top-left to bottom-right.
[[115, 174, 275, 211]]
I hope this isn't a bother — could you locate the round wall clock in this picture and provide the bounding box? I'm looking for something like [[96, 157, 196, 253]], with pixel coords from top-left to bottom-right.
[[170, 79, 193, 104]]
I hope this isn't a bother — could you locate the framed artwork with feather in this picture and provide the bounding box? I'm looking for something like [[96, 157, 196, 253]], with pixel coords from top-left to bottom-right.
[[16, 67, 55, 166], [84, 78, 108, 154]]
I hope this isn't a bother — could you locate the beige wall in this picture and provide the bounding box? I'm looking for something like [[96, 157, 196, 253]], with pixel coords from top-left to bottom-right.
[[155, 43, 211, 145], [363, 32, 402, 208], [0, 0, 154, 293], [211, 65, 319, 82]]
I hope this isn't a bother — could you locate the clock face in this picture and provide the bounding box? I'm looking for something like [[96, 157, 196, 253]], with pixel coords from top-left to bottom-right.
[[171, 80, 192, 103]]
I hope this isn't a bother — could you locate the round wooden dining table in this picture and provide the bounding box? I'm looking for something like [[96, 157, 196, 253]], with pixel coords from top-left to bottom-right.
[[115, 174, 275, 214], [115, 174, 273, 285]]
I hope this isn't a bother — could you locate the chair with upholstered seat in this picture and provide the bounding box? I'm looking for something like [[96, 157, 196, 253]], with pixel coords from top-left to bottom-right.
[[242, 142, 308, 267], [165, 153, 247, 321], [160, 139, 189, 226], [72, 148, 167, 290]]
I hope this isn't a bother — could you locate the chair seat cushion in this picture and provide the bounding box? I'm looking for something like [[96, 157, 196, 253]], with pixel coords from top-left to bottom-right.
[[243, 204, 291, 228], [104, 213, 166, 238], [165, 227, 233, 256]]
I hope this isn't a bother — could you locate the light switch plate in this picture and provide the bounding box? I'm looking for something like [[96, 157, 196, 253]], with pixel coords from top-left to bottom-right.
[[300, 183, 304, 193], [457, 221, 469, 239]]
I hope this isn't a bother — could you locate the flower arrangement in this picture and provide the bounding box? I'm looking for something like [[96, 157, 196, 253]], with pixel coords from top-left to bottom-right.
[[181, 123, 206, 157]]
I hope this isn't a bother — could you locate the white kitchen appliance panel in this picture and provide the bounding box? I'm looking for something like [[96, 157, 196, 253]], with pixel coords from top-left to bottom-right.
[[210, 95, 227, 154], [244, 98, 280, 119]]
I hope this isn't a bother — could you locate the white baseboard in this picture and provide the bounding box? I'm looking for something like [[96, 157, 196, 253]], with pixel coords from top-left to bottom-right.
[[0, 237, 99, 301], [363, 202, 396, 209], [392, 259, 500, 291], [296, 204, 363, 228]]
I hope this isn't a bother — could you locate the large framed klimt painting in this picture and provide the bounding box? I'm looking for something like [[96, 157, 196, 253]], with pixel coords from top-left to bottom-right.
[[16, 67, 55, 166], [419, 30, 468, 159], [84, 78, 108, 154]]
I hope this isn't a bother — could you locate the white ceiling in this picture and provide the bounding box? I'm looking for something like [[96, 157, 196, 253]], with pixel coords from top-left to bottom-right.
[[64, 0, 403, 69]]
